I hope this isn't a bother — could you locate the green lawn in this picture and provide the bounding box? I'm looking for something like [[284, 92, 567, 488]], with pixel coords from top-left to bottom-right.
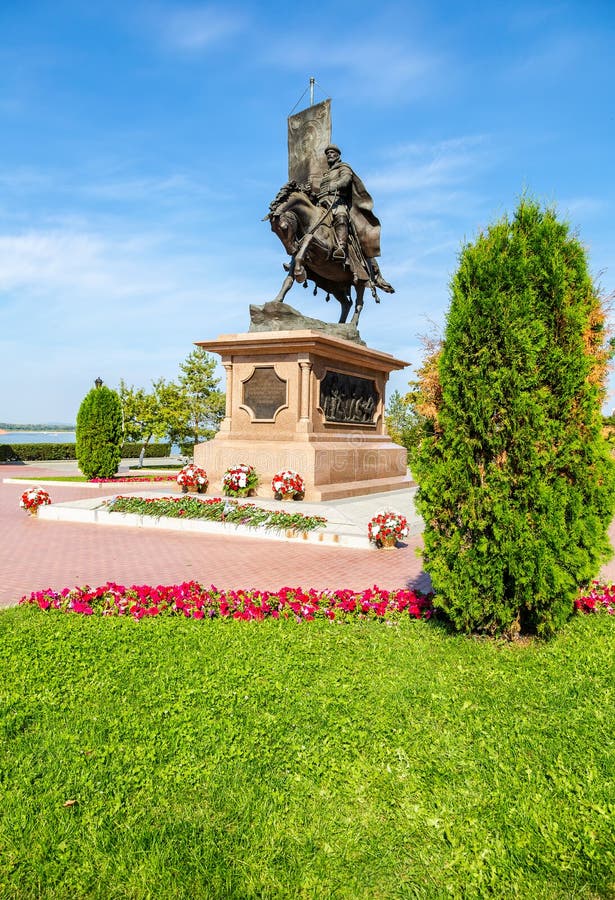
[[0, 607, 613, 898]]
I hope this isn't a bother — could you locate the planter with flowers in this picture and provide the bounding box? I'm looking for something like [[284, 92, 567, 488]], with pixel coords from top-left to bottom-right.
[[222, 463, 259, 498], [20, 487, 51, 516], [368, 509, 409, 550], [176, 464, 208, 494], [271, 469, 305, 501]]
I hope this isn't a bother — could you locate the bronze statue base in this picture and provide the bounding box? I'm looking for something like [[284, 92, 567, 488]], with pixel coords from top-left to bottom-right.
[[249, 301, 365, 346], [193, 329, 411, 502]]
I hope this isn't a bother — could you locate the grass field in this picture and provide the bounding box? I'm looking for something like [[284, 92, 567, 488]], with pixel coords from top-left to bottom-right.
[[0, 607, 613, 898]]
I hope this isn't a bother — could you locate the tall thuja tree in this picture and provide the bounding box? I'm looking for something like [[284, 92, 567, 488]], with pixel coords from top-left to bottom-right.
[[413, 199, 615, 637], [76, 380, 123, 478]]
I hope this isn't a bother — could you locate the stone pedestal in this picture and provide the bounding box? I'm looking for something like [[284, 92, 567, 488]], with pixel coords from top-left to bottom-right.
[[193, 329, 411, 501]]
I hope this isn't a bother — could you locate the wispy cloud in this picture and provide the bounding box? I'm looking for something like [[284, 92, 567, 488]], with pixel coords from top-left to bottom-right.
[[264, 37, 442, 104], [506, 32, 588, 80], [143, 3, 247, 53], [83, 173, 217, 203], [368, 135, 490, 194], [559, 196, 607, 220], [505, 3, 567, 32]]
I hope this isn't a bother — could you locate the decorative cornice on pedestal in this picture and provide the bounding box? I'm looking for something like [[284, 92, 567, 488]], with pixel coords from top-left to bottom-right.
[[195, 330, 409, 375]]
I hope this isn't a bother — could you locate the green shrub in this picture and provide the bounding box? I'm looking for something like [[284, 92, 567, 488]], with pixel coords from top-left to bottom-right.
[[76, 384, 123, 478], [0, 443, 76, 462], [120, 442, 171, 459], [0, 444, 17, 462], [413, 199, 615, 637], [0, 442, 171, 462]]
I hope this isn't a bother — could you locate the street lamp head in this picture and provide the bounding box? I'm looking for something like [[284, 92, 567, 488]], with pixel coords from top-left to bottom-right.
[[94, 377, 103, 389]]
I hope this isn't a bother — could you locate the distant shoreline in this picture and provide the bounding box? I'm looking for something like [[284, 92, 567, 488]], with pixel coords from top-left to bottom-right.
[[0, 427, 75, 434], [0, 428, 75, 434]]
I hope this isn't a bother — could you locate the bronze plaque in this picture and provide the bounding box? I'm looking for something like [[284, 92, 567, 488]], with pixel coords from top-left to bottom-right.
[[320, 371, 379, 425], [243, 367, 287, 420], [288, 99, 331, 188]]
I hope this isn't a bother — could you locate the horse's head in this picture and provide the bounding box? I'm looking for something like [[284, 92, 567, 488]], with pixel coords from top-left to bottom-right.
[[266, 185, 323, 256], [269, 207, 300, 255]]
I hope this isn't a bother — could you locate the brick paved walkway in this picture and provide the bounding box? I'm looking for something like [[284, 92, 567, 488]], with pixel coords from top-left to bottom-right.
[[1, 465, 429, 608], [5, 463, 615, 609]]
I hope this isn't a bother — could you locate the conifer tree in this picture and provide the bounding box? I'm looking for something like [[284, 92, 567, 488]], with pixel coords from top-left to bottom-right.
[[412, 199, 615, 636], [178, 347, 225, 446], [76, 381, 123, 478]]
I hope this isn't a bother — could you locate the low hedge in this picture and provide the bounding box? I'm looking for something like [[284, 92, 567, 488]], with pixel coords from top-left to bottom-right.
[[0, 443, 76, 462], [121, 443, 171, 459], [0, 443, 171, 462]]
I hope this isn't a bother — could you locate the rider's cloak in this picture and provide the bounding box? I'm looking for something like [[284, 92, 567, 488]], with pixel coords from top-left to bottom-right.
[[331, 161, 382, 259]]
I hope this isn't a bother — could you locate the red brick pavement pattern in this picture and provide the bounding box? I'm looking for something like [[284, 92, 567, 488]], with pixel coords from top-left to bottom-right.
[[5, 465, 615, 609], [1, 466, 429, 608]]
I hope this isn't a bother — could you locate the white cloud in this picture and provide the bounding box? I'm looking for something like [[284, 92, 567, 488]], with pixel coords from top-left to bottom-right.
[[506, 32, 587, 80], [144, 3, 247, 53], [264, 37, 442, 104], [368, 136, 490, 194], [559, 196, 607, 220]]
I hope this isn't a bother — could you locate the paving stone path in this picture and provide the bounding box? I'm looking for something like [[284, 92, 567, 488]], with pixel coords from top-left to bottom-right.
[[0, 464, 430, 608], [5, 461, 615, 609]]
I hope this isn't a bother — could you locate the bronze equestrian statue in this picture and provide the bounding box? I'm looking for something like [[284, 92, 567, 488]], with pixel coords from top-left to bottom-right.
[[265, 144, 394, 327]]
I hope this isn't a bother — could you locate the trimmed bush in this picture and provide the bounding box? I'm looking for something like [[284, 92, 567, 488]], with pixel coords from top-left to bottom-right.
[[0, 443, 76, 462], [120, 443, 171, 459], [0, 442, 171, 463], [76, 384, 123, 479], [412, 199, 615, 637]]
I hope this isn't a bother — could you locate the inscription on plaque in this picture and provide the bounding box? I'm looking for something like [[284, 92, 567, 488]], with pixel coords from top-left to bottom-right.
[[242, 367, 287, 420], [319, 371, 379, 425]]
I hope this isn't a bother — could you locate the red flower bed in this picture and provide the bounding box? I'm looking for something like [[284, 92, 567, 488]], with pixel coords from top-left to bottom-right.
[[575, 582, 615, 615], [20, 582, 433, 622]]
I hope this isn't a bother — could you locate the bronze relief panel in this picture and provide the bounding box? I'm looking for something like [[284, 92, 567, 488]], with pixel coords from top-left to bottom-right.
[[319, 370, 379, 425], [242, 367, 287, 421]]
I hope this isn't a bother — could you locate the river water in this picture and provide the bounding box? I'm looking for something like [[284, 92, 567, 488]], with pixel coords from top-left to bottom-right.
[[0, 432, 76, 443], [1, 432, 182, 456]]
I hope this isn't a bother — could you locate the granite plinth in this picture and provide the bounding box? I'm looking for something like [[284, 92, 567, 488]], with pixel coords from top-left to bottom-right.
[[194, 329, 411, 501]]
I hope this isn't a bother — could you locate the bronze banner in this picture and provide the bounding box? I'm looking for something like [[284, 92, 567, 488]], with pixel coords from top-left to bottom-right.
[[288, 99, 331, 188]]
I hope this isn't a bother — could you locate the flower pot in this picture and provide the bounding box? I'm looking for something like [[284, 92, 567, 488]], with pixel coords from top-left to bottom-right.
[[280, 491, 295, 501], [378, 535, 398, 550], [180, 484, 189, 493], [197, 484, 206, 494], [29, 507, 39, 517]]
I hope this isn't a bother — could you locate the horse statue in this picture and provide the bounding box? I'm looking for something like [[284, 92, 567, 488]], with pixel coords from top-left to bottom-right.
[[264, 181, 393, 327]]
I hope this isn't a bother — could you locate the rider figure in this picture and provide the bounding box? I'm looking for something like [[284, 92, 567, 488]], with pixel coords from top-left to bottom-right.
[[317, 144, 353, 261], [315, 145, 393, 295]]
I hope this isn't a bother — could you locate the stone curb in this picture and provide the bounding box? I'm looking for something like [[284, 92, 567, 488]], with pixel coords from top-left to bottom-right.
[[37, 496, 378, 550], [3, 477, 177, 490]]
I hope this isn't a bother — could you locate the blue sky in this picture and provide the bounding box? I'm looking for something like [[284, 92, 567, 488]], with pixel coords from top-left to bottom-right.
[[1, 0, 614, 422]]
